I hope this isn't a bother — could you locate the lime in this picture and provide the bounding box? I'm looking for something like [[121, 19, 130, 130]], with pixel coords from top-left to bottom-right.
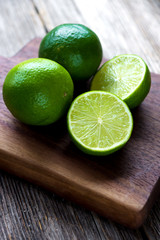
[[91, 54, 151, 109], [39, 23, 102, 82], [67, 91, 133, 156], [3, 58, 74, 125]]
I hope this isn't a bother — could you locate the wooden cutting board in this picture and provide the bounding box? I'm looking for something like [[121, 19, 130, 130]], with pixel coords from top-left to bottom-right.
[[0, 38, 159, 229]]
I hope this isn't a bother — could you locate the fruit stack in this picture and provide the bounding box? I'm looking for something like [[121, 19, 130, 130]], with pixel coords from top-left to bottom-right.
[[3, 24, 151, 156]]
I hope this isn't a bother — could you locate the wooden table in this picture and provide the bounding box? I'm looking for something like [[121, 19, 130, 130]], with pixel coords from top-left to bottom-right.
[[0, 0, 159, 239]]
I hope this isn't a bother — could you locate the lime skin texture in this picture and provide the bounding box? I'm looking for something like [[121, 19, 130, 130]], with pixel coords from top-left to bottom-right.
[[39, 23, 103, 82], [3, 58, 74, 126]]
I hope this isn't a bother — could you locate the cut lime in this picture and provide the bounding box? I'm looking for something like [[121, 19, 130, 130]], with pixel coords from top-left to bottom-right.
[[91, 54, 151, 109], [67, 91, 133, 156]]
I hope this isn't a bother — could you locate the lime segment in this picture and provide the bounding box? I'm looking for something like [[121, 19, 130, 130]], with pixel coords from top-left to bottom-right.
[[67, 91, 133, 156], [91, 54, 151, 109]]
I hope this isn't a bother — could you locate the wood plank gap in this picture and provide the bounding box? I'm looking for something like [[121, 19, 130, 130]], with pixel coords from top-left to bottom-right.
[[139, 227, 150, 240], [71, 0, 86, 23], [4, 175, 32, 239], [91, 213, 109, 240], [31, 0, 49, 33]]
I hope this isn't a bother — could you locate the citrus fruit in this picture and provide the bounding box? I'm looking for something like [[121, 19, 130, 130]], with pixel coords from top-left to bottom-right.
[[39, 23, 102, 82], [67, 91, 133, 156], [91, 54, 151, 109], [3, 58, 74, 125]]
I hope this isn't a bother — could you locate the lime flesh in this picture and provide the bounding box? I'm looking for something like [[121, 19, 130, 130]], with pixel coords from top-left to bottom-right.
[[91, 54, 151, 109], [67, 91, 133, 156]]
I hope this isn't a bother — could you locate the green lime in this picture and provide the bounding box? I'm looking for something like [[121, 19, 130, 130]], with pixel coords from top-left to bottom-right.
[[39, 23, 102, 82], [3, 58, 74, 125], [67, 91, 133, 156], [91, 54, 151, 109]]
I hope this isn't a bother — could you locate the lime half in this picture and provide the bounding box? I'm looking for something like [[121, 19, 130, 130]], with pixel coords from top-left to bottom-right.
[[67, 91, 133, 156], [91, 54, 151, 109]]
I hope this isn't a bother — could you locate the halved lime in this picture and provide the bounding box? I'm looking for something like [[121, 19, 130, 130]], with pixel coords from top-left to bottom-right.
[[67, 91, 133, 156], [91, 54, 151, 109]]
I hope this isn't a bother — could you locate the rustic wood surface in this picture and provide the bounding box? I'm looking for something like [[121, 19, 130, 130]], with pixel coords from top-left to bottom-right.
[[0, 0, 159, 239]]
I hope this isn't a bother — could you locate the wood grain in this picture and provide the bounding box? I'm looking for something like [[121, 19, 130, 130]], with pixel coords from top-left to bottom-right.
[[0, 172, 146, 240], [0, 0, 45, 57], [143, 200, 160, 240], [0, 38, 159, 229]]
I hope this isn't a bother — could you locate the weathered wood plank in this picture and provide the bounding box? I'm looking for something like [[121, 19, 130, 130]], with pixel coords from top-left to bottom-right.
[[0, 171, 145, 240], [33, 0, 160, 73], [143, 200, 160, 240], [92, 213, 145, 240], [0, 0, 45, 57]]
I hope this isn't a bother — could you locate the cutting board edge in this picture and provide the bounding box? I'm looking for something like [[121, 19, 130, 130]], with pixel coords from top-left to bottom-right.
[[0, 147, 159, 229], [11, 37, 42, 59]]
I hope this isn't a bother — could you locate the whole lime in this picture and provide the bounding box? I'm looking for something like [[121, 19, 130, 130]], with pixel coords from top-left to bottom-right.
[[38, 23, 103, 82], [3, 58, 74, 125]]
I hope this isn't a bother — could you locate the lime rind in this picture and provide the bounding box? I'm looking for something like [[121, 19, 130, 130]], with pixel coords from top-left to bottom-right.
[[67, 91, 133, 156], [124, 61, 151, 108]]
